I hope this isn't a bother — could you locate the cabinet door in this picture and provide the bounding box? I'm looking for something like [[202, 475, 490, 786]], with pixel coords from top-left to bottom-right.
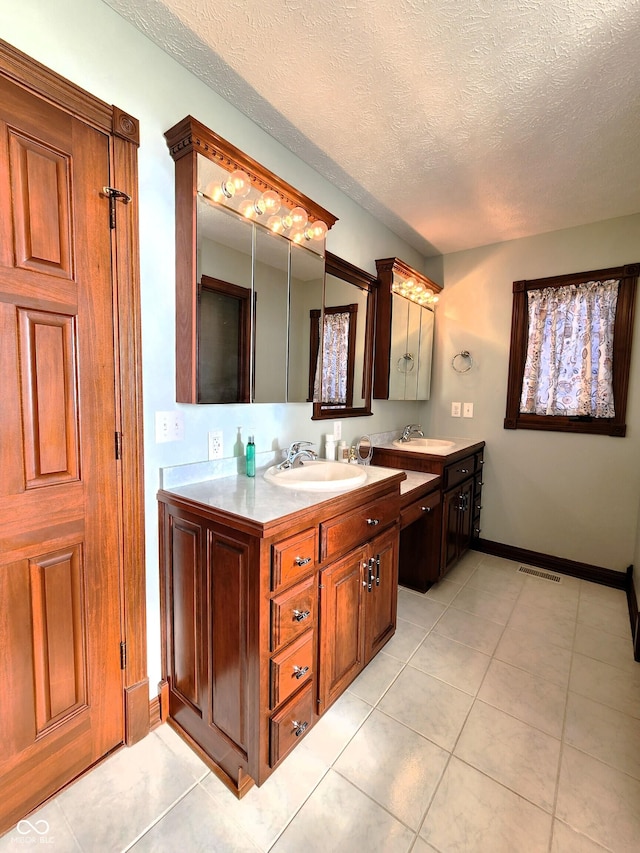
[[399, 494, 442, 592], [318, 546, 366, 712], [441, 480, 474, 575], [364, 526, 399, 662]]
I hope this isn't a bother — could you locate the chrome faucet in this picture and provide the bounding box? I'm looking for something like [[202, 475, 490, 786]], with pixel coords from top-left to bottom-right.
[[277, 441, 317, 469], [400, 424, 424, 442]]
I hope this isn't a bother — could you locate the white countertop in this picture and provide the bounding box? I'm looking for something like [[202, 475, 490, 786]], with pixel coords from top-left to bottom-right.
[[400, 471, 440, 496], [376, 437, 483, 457], [159, 463, 405, 526]]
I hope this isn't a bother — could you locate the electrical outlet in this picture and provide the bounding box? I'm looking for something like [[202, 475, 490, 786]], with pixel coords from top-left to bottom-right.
[[463, 402, 474, 418], [208, 430, 223, 460], [451, 401, 461, 417], [333, 421, 342, 440], [155, 411, 184, 443]]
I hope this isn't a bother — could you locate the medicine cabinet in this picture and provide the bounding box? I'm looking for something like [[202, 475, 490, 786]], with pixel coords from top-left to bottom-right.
[[374, 258, 442, 401], [165, 115, 336, 404]]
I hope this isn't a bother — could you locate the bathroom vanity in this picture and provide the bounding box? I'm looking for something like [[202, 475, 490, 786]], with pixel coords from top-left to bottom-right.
[[157, 464, 404, 796], [373, 439, 485, 587]]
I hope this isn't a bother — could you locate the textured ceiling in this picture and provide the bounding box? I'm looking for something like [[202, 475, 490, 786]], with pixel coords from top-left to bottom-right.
[[104, 0, 640, 256]]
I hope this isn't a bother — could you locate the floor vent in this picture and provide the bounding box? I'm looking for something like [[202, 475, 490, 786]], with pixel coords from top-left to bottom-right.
[[517, 565, 562, 583]]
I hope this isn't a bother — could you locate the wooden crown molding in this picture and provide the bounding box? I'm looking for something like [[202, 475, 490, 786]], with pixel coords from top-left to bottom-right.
[[375, 257, 442, 293], [164, 115, 336, 227]]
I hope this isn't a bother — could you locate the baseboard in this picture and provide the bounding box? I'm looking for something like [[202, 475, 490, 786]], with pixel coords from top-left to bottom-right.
[[628, 567, 640, 662], [124, 678, 151, 745], [149, 680, 169, 731], [472, 539, 627, 588]]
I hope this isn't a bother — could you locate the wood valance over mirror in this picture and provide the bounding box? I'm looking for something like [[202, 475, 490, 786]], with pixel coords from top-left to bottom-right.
[[164, 115, 337, 405]]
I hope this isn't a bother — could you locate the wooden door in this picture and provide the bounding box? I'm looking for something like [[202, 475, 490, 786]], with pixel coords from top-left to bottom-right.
[[318, 546, 366, 712], [364, 526, 399, 662], [0, 74, 123, 830]]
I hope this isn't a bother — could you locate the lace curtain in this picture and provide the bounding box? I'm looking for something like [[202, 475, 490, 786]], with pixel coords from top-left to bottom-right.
[[314, 311, 351, 404], [519, 279, 619, 417]]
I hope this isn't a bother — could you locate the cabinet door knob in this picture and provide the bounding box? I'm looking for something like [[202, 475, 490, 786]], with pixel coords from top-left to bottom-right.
[[366, 518, 380, 526], [293, 665, 309, 680], [295, 556, 311, 566], [292, 609, 311, 622], [292, 719, 309, 737], [420, 505, 431, 512]]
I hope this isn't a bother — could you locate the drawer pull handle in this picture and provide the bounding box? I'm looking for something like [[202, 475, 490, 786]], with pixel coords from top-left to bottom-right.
[[366, 518, 380, 526], [295, 556, 311, 566], [477, 481, 485, 487], [293, 665, 309, 679], [420, 505, 431, 512], [292, 720, 309, 737], [474, 527, 481, 535], [292, 609, 311, 622], [458, 468, 470, 474]]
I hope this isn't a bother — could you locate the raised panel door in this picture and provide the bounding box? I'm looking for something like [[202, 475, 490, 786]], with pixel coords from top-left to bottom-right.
[[0, 74, 122, 831], [364, 526, 399, 661], [318, 546, 366, 712]]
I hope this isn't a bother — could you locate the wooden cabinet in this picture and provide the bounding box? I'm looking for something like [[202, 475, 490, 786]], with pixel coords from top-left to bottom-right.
[[318, 525, 399, 711], [372, 442, 485, 585], [399, 486, 442, 591], [158, 470, 402, 797]]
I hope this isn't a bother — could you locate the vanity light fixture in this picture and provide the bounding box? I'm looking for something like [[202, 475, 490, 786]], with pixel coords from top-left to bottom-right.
[[392, 276, 439, 306]]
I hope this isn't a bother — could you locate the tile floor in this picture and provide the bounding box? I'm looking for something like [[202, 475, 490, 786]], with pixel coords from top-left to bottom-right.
[[2, 551, 639, 852]]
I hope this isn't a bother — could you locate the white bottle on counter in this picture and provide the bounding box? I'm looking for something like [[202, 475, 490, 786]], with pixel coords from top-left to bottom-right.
[[324, 433, 336, 460], [338, 440, 348, 462]]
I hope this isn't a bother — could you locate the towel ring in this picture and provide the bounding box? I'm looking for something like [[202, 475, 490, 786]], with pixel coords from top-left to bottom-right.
[[452, 351, 473, 373]]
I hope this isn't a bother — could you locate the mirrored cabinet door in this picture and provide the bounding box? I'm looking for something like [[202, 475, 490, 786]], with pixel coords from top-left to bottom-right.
[[253, 227, 289, 403]]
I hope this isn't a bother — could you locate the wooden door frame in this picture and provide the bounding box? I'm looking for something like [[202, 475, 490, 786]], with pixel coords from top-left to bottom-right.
[[0, 39, 148, 745]]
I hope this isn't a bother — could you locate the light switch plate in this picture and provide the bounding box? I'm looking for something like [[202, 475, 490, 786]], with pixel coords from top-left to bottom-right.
[[155, 411, 184, 443], [451, 402, 461, 417], [463, 402, 474, 418]]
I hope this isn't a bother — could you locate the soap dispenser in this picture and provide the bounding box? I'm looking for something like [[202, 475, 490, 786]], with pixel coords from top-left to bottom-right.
[[246, 435, 255, 477]]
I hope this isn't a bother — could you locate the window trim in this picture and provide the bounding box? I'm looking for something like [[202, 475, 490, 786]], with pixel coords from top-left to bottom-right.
[[504, 263, 638, 436]]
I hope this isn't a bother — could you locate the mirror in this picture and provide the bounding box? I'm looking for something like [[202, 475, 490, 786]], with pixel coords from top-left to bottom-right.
[[165, 115, 336, 405], [311, 252, 376, 420]]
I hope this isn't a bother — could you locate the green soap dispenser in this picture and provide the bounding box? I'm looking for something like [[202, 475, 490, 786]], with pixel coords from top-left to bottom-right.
[[246, 434, 255, 477]]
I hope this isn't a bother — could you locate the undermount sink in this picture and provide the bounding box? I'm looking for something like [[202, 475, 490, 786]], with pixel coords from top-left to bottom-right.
[[263, 460, 367, 492], [392, 438, 456, 455]]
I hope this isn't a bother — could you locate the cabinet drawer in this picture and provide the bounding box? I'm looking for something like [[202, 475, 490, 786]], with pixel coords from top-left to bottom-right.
[[271, 527, 318, 592], [269, 681, 314, 767], [270, 630, 314, 709], [443, 454, 475, 490], [320, 493, 400, 562], [271, 575, 316, 652], [400, 490, 440, 530]]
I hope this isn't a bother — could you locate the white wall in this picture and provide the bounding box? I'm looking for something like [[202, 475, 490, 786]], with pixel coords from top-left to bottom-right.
[[1, 0, 426, 692], [423, 215, 640, 580]]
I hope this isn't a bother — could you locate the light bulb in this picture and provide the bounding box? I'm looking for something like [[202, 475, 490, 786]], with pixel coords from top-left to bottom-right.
[[289, 228, 306, 244], [238, 199, 256, 219], [305, 220, 328, 241], [260, 190, 281, 215], [282, 206, 308, 229], [267, 215, 285, 233], [431, 296, 439, 304], [202, 182, 225, 203], [221, 168, 251, 199]]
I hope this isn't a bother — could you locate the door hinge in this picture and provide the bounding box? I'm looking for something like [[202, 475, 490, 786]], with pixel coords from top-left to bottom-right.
[[115, 431, 122, 460], [120, 641, 127, 670], [102, 186, 132, 229]]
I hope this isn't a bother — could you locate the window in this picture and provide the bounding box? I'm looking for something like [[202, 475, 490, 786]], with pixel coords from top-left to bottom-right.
[[504, 264, 638, 436]]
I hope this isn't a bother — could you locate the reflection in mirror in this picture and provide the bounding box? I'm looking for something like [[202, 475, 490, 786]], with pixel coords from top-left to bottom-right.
[[311, 253, 376, 420], [253, 227, 289, 403], [197, 192, 253, 403], [288, 246, 325, 403]]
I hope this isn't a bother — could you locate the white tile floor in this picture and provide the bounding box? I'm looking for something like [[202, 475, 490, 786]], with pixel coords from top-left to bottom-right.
[[3, 551, 639, 852]]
